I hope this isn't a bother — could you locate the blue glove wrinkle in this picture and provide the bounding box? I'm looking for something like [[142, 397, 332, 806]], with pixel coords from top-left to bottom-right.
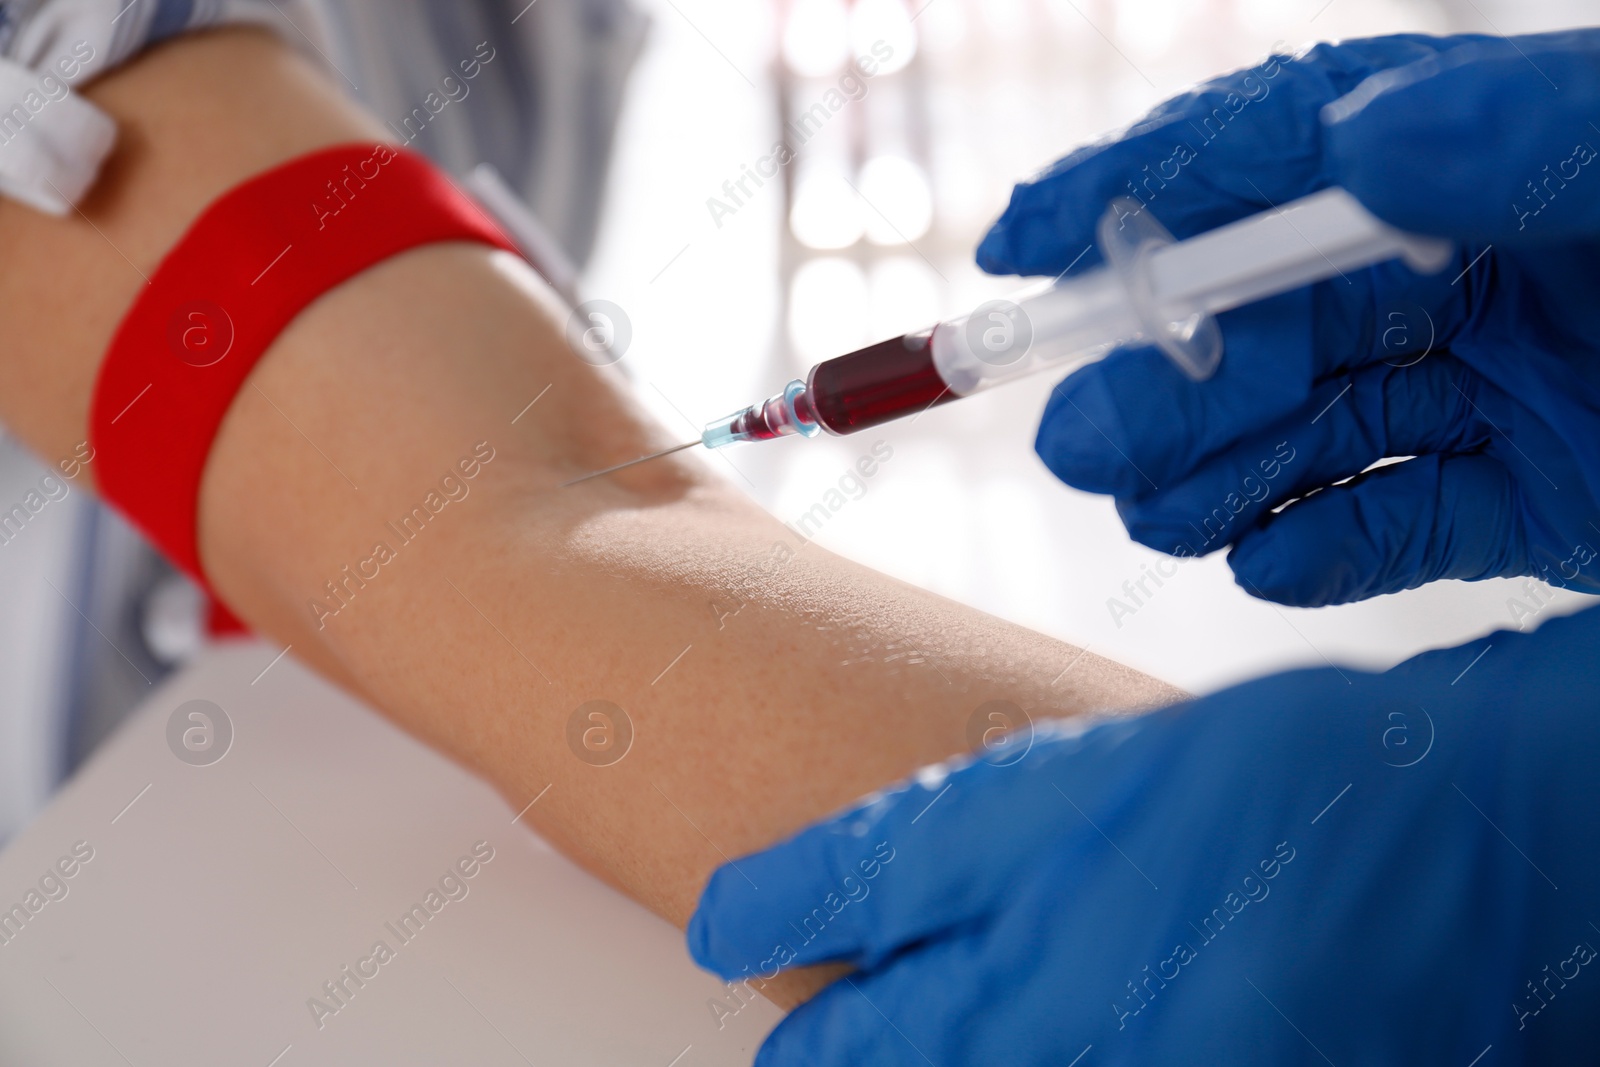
[[1108, 350, 1475, 558], [1229, 450, 1531, 604], [1032, 351, 1147, 495]]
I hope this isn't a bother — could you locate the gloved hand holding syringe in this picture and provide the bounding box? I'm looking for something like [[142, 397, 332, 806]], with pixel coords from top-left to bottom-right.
[[564, 186, 1451, 485]]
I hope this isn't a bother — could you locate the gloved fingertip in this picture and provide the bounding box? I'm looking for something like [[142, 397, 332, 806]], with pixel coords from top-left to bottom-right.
[[1116, 498, 1209, 559], [974, 222, 1017, 276], [751, 1037, 786, 1067], [1227, 528, 1350, 608], [685, 872, 752, 979], [1034, 369, 1136, 495], [684, 906, 719, 972], [754, 1014, 824, 1067], [974, 173, 1111, 277]]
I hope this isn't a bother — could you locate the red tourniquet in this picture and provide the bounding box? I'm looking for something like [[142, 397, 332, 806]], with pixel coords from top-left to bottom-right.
[[88, 143, 519, 625]]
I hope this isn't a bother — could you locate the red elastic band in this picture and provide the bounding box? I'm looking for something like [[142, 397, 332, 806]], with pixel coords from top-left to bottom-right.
[[90, 143, 519, 587]]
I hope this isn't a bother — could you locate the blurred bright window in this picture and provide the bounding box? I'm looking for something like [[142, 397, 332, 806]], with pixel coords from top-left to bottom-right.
[[585, 0, 1594, 695]]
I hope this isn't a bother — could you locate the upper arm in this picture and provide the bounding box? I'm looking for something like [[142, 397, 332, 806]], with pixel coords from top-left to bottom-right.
[[0, 26, 385, 466]]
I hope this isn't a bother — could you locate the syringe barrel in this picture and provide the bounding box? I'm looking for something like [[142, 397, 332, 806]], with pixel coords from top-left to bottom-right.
[[930, 268, 1143, 397], [807, 333, 957, 433]]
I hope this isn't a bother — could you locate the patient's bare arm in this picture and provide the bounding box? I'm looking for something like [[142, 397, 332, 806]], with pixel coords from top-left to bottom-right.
[[0, 29, 1181, 1002]]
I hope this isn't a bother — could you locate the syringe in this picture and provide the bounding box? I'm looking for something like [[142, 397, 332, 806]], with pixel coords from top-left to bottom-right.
[[565, 188, 1452, 485]]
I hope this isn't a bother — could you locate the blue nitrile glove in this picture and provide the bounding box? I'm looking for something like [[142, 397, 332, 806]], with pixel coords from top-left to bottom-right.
[[689, 605, 1600, 1065], [977, 31, 1600, 606]]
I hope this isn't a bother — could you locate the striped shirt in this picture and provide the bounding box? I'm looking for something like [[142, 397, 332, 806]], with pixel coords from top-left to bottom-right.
[[0, 0, 645, 262]]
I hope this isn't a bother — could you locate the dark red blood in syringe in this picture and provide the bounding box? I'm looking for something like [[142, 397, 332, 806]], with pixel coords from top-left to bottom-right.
[[807, 334, 955, 434]]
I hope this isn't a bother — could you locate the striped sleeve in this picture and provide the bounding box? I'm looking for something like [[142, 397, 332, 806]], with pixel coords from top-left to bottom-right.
[[0, 0, 330, 213]]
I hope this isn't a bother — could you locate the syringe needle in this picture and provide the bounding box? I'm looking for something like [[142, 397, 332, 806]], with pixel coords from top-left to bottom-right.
[[559, 440, 700, 487]]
